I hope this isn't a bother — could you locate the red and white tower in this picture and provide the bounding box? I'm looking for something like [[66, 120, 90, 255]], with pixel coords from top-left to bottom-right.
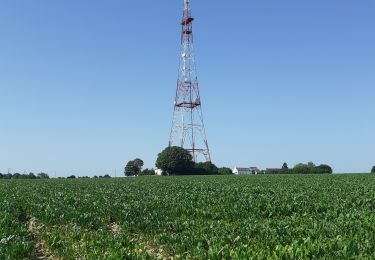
[[169, 0, 211, 162]]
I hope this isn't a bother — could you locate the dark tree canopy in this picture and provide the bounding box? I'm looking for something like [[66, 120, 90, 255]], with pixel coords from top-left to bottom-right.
[[195, 162, 219, 175], [28, 173, 37, 179], [315, 164, 333, 174], [12, 173, 21, 179], [134, 159, 144, 169], [292, 163, 333, 174], [0, 172, 44, 179], [371, 166, 375, 173], [139, 168, 155, 176], [282, 162, 289, 170], [4, 173, 12, 179], [307, 162, 316, 168], [125, 158, 144, 176], [37, 172, 50, 179], [218, 167, 233, 175], [155, 146, 194, 175], [293, 163, 312, 174]]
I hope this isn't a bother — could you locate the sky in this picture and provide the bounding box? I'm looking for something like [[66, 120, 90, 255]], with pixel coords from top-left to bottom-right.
[[0, 0, 374, 176]]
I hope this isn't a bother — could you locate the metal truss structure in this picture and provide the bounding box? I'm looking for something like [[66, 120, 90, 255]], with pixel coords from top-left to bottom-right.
[[169, 0, 211, 162]]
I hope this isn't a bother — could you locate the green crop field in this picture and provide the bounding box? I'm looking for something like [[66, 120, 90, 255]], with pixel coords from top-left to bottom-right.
[[1, 174, 375, 259]]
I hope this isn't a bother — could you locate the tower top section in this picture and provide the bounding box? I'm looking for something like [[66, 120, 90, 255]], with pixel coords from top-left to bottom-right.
[[181, 0, 194, 26], [184, 0, 190, 10]]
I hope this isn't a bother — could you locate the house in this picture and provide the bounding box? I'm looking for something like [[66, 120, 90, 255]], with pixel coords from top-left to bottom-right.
[[154, 169, 163, 176], [233, 167, 260, 175], [250, 167, 260, 174], [233, 168, 251, 175]]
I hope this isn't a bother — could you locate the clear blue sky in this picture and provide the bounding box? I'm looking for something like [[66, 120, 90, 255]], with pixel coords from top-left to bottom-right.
[[1, 0, 374, 176]]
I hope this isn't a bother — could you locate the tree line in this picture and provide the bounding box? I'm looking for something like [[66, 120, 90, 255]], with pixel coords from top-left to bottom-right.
[[124, 146, 232, 176], [265, 162, 333, 174], [0, 172, 50, 179], [125, 146, 375, 176], [64, 175, 112, 179], [0, 173, 113, 179]]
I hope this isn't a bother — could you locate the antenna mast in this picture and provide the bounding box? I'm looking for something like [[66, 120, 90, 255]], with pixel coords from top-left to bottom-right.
[[169, 0, 211, 162]]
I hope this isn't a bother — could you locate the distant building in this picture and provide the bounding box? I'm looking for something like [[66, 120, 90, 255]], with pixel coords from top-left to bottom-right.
[[250, 167, 260, 174], [155, 169, 163, 176], [233, 167, 260, 175], [233, 168, 251, 175]]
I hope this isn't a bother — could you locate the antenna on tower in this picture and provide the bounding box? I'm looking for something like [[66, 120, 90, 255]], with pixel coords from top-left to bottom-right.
[[169, 0, 211, 162], [184, 0, 190, 9]]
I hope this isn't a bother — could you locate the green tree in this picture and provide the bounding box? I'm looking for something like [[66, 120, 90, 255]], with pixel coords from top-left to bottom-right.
[[3, 173, 12, 179], [218, 167, 233, 175], [293, 162, 333, 174], [293, 163, 311, 174], [371, 166, 375, 173], [139, 168, 155, 176], [282, 162, 289, 171], [37, 172, 50, 179], [125, 158, 144, 176], [315, 164, 333, 174], [155, 146, 194, 175], [134, 159, 144, 170], [307, 161, 316, 168], [12, 173, 21, 179], [195, 162, 219, 175], [28, 173, 37, 179]]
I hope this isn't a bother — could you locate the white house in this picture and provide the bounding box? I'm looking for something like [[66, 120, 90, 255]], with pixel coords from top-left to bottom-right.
[[250, 167, 261, 174], [154, 169, 163, 176], [233, 167, 251, 175], [233, 167, 260, 175]]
